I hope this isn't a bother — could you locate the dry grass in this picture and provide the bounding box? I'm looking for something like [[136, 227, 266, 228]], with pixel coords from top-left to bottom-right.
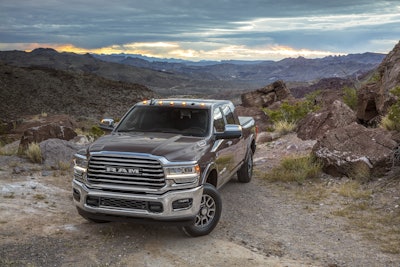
[[263, 155, 322, 184], [273, 120, 297, 135], [25, 142, 42, 163], [58, 160, 71, 171], [336, 180, 372, 199], [327, 180, 400, 254], [347, 161, 371, 182]]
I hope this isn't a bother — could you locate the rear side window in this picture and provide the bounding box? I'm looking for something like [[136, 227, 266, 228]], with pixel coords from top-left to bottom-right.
[[222, 104, 236, 124]]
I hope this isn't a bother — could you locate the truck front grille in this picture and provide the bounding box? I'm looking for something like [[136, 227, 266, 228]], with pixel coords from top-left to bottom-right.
[[87, 153, 165, 189]]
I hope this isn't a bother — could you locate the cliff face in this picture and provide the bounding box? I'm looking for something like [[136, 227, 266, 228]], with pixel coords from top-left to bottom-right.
[[379, 41, 400, 94], [357, 41, 400, 122]]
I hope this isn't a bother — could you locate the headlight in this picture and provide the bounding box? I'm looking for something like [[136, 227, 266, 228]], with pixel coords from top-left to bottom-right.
[[73, 153, 88, 169], [165, 164, 200, 184], [73, 153, 88, 182]]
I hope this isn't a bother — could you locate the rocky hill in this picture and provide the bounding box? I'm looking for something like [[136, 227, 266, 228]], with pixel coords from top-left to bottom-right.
[[0, 49, 384, 96], [0, 49, 252, 96], [0, 63, 156, 122]]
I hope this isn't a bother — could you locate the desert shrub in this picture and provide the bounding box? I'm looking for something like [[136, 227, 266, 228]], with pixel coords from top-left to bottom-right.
[[337, 180, 372, 200], [26, 142, 42, 163], [367, 71, 381, 83], [346, 161, 371, 182], [380, 86, 400, 131], [264, 91, 320, 125], [58, 160, 71, 170], [273, 120, 297, 134], [343, 86, 358, 111], [263, 154, 322, 184], [89, 125, 105, 139]]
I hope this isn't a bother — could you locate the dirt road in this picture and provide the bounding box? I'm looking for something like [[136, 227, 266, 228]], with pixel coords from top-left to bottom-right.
[[1, 135, 399, 266]]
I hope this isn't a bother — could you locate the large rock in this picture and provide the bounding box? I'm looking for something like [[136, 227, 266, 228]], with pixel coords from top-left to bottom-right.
[[19, 123, 77, 151], [39, 138, 84, 168], [297, 100, 357, 140], [312, 122, 398, 177], [241, 80, 293, 108]]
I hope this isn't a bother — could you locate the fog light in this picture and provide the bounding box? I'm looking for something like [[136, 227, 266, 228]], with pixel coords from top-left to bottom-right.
[[148, 202, 163, 213], [73, 188, 81, 202], [86, 196, 100, 207], [172, 198, 193, 210]]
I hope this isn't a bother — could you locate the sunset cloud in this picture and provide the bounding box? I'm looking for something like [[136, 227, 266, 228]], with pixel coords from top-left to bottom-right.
[[0, 0, 398, 60]]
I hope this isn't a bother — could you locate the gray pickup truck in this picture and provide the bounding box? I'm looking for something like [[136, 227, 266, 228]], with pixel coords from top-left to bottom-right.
[[73, 99, 257, 236]]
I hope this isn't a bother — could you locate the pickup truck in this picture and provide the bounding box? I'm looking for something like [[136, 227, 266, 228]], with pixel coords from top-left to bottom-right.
[[73, 99, 257, 236]]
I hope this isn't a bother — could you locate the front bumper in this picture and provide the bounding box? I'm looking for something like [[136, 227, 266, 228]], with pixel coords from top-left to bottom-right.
[[72, 179, 203, 224]]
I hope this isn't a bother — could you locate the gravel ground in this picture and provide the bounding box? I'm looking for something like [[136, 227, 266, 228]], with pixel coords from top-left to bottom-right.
[[1, 134, 399, 266]]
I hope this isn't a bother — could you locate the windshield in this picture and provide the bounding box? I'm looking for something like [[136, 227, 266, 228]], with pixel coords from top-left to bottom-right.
[[116, 106, 210, 137]]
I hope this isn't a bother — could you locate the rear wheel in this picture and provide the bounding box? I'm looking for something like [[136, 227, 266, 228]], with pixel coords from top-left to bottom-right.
[[181, 184, 222, 237], [237, 149, 253, 183]]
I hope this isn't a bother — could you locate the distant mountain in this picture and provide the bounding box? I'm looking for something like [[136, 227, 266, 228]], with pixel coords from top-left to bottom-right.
[[0, 62, 156, 121], [0, 48, 385, 96], [94, 52, 385, 86], [0, 48, 244, 96]]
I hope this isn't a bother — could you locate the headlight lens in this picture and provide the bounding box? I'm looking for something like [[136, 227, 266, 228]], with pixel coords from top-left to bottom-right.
[[73, 153, 88, 183], [165, 164, 200, 184], [73, 153, 88, 169]]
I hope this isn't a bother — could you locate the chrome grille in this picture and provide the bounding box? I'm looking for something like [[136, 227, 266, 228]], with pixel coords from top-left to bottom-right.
[[87, 154, 165, 189]]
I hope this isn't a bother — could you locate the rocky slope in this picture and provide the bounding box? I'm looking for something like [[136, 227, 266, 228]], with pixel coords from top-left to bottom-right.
[[0, 63, 156, 122]]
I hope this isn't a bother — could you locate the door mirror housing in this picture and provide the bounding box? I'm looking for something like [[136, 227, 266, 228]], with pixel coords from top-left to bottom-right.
[[99, 118, 115, 131], [215, 124, 242, 140]]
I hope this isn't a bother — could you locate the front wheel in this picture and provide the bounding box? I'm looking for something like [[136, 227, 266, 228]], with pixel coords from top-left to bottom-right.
[[237, 149, 253, 183], [181, 184, 222, 237]]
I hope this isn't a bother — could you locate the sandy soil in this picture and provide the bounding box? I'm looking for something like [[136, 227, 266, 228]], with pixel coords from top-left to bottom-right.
[[1, 133, 399, 266]]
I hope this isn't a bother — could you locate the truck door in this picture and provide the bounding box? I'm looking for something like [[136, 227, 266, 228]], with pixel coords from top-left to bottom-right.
[[221, 104, 246, 172], [212, 105, 242, 187]]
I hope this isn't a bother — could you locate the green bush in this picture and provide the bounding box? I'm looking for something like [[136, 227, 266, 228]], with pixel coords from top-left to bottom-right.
[[89, 125, 105, 139], [264, 91, 321, 124], [381, 86, 400, 131], [343, 86, 358, 111]]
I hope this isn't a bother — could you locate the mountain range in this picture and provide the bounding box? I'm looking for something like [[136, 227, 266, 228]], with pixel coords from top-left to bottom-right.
[[0, 49, 385, 96]]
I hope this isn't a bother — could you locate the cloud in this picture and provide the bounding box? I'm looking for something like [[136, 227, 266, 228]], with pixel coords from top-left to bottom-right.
[[0, 0, 399, 60]]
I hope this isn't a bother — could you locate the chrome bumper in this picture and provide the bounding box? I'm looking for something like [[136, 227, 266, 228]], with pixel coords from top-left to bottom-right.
[[72, 179, 203, 221]]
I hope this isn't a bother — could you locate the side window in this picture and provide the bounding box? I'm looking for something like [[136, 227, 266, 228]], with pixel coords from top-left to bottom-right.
[[213, 107, 225, 132], [222, 105, 236, 124]]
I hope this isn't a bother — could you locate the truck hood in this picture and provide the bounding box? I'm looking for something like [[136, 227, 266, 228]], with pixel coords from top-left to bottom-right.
[[88, 132, 209, 162]]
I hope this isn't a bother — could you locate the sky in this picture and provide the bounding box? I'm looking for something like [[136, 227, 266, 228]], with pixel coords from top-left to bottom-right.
[[0, 0, 399, 61]]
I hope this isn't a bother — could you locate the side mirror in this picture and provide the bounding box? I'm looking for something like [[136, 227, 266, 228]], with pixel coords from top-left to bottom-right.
[[99, 118, 115, 131], [215, 124, 242, 140]]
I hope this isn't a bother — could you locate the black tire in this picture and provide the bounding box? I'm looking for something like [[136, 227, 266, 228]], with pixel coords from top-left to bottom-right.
[[237, 149, 253, 183], [181, 184, 222, 237]]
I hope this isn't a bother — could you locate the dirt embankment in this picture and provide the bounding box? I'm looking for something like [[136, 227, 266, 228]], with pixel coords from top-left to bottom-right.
[[1, 134, 399, 266]]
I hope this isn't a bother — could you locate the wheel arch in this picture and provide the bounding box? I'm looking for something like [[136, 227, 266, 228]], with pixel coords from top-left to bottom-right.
[[200, 163, 218, 188]]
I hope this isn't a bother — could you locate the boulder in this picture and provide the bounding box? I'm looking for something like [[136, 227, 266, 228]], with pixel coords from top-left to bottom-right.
[[312, 122, 398, 178], [19, 123, 77, 151], [241, 80, 293, 108], [297, 100, 357, 140], [39, 138, 84, 169]]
